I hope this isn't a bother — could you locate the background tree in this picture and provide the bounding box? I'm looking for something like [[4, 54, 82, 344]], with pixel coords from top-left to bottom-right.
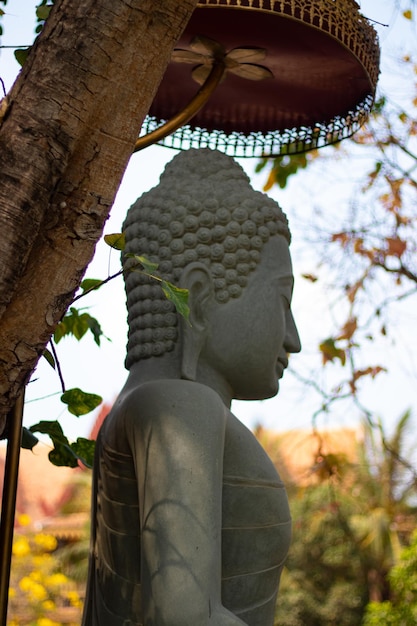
[[363, 529, 417, 626], [257, 1, 417, 454], [274, 413, 417, 625]]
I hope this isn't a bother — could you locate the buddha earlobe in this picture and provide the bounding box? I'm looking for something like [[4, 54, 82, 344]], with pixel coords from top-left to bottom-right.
[[179, 263, 213, 381], [181, 324, 204, 381]]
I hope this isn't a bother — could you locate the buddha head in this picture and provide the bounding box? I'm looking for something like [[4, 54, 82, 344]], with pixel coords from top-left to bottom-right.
[[122, 148, 300, 400]]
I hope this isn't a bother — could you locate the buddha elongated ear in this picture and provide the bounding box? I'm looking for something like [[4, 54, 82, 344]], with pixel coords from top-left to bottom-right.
[[179, 262, 214, 380]]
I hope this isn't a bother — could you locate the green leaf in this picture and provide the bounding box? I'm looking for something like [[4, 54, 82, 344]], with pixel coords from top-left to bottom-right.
[[54, 307, 104, 345], [80, 278, 103, 293], [255, 157, 268, 173], [0, 8, 5, 15], [61, 388, 102, 416], [70, 438, 95, 468], [54, 307, 87, 342], [48, 443, 79, 467], [36, 4, 52, 20], [104, 232, 125, 250], [53, 322, 65, 344], [42, 348, 55, 369], [30, 419, 67, 439], [70, 311, 90, 341], [29, 420, 95, 468], [14, 48, 30, 66], [161, 281, 190, 322], [21, 427, 39, 450], [373, 96, 386, 114], [87, 315, 104, 346], [29, 420, 78, 466], [129, 254, 159, 274]]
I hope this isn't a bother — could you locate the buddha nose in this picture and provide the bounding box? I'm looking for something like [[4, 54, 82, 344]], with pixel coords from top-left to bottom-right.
[[285, 310, 301, 354]]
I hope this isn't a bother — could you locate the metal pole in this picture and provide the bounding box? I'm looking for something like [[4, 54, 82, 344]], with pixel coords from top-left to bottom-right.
[[0, 392, 24, 626]]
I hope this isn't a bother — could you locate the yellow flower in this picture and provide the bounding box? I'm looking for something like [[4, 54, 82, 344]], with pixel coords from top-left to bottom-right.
[[34, 533, 58, 552], [8, 587, 16, 598], [42, 599, 56, 610], [19, 576, 48, 601], [66, 589, 82, 607], [37, 619, 60, 626], [45, 572, 68, 587], [29, 581, 48, 602], [19, 576, 33, 592], [12, 536, 30, 557], [17, 513, 31, 526], [29, 569, 43, 582], [33, 553, 52, 568]]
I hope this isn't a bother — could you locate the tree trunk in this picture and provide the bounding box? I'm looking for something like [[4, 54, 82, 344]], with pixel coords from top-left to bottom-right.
[[0, 0, 198, 433]]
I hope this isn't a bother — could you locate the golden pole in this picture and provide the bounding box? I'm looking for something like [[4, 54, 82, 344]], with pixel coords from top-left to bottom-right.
[[134, 59, 225, 152], [0, 392, 25, 626]]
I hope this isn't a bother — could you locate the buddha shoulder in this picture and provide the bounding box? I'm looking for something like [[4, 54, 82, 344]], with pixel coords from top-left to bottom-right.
[[119, 378, 227, 429]]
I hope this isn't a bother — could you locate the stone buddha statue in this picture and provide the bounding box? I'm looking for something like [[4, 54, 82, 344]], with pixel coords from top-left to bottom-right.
[[82, 148, 301, 626]]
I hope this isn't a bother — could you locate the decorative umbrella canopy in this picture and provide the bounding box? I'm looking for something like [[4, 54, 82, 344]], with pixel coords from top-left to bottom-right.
[[139, 0, 380, 157]]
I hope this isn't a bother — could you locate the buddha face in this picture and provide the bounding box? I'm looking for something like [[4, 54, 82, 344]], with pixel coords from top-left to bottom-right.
[[197, 234, 301, 402]]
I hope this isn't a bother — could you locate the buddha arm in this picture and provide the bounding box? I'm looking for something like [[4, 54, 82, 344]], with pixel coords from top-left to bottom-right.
[[125, 379, 247, 626]]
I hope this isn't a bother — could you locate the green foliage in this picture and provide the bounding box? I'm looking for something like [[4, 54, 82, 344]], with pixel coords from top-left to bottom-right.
[[70, 437, 96, 468], [126, 248, 190, 322], [104, 232, 126, 250], [14, 47, 30, 66], [60, 388, 102, 417], [25, 231, 189, 466], [128, 253, 159, 274], [276, 485, 368, 626], [42, 348, 56, 369], [275, 414, 417, 625], [161, 281, 190, 323], [29, 420, 95, 468], [36, 3, 52, 22], [34, 0, 55, 33], [256, 8, 417, 437], [12, 0, 55, 65], [21, 427, 39, 451], [0, 1, 7, 38], [54, 307, 105, 346], [257, 154, 310, 190], [103, 232, 191, 320], [364, 531, 417, 625], [363, 602, 414, 625], [24, 386, 101, 467], [79, 277, 104, 294]]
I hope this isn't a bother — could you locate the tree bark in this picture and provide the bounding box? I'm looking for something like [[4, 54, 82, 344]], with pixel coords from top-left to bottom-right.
[[0, 0, 198, 433]]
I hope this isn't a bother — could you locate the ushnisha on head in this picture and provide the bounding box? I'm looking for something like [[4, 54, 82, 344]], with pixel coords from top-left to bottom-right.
[[122, 148, 290, 369]]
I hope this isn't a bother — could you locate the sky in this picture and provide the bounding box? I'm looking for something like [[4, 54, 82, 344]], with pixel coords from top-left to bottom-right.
[[0, 0, 416, 446]]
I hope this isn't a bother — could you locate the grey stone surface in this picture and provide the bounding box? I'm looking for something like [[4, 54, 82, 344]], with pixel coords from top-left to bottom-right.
[[82, 149, 301, 625]]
